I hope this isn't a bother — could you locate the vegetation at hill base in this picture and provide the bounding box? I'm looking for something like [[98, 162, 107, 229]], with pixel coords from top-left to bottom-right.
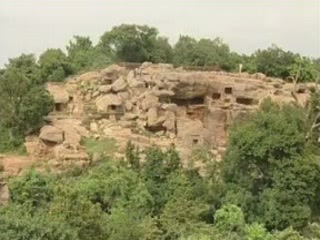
[[0, 23, 319, 239], [0, 98, 320, 239]]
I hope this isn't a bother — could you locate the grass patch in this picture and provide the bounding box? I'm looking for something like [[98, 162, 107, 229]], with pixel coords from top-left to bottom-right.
[[82, 137, 118, 157], [0, 145, 28, 156]]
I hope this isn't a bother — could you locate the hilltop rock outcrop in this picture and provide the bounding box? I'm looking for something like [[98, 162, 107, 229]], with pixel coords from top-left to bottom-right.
[[25, 63, 316, 165]]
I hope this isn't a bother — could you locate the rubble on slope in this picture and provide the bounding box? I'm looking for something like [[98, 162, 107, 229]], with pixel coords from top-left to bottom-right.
[[24, 63, 315, 167]]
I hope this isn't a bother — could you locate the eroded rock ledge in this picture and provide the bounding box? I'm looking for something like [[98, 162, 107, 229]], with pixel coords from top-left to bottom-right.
[[24, 62, 314, 167]]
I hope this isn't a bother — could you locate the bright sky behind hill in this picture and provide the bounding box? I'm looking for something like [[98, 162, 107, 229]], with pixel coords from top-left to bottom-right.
[[0, 0, 319, 66]]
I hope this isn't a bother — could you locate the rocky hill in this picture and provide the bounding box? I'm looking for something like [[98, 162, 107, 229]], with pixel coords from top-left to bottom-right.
[[18, 62, 313, 170]]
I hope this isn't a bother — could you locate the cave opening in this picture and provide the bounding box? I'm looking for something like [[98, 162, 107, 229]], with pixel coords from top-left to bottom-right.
[[55, 103, 63, 112], [236, 97, 255, 105], [145, 125, 167, 133], [225, 87, 233, 94], [170, 96, 205, 106], [212, 92, 221, 100]]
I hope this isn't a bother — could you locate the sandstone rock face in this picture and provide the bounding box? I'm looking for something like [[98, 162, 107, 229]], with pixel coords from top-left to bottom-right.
[[39, 126, 64, 144], [147, 107, 159, 127], [111, 77, 127, 92], [46, 83, 69, 104], [32, 62, 315, 167], [99, 85, 112, 93], [52, 119, 88, 148], [141, 95, 159, 111], [96, 94, 122, 112]]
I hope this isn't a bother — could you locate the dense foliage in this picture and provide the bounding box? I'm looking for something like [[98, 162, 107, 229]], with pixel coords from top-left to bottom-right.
[[0, 24, 318, 153], [0, 99, 319, 239], [0, 54, 53, 152], [0, 23, 319, 239], [2, 24, 319, 82]]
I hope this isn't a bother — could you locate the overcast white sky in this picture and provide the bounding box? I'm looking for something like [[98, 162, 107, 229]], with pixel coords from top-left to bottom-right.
[[1, 0, 319, 67]]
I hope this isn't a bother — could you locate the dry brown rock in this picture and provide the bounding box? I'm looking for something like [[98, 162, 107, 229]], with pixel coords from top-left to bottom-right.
[[118, 92, 130, 100], [123, 112, 138, 120], [53, 145, 89, 161], [147, 107, 159, 127], [52, 119, 88, 147], [79, 71, 101, 82], [125, 101, 133, 111], [92, 91, 100, 98], [90, 122, 99, 132], [127, 71, 145, 88], [252, 73, 267, 80], [96, 94, 122, 112], [162, 103, 178, 113], [153, 89, 175, 97], [46, 83, 69, 104], [118, 120, 134, 128], [99, 85, 112, 93], [112, 77, 127, 92], [32, 62, 314, 168], [163, 111, 176, 131], [39, 126, 64, 144], [101, 64, 124, 81], [141, 95, 159, 111]]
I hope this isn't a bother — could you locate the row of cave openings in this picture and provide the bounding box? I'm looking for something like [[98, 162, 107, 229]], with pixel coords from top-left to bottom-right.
[[160, 87, 257, 107], [54, 96, 74, 112]]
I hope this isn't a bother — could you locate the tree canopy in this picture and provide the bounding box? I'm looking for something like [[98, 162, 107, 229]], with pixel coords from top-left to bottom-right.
[[0, 23, 319, 239], [1, 98, 320, 239]]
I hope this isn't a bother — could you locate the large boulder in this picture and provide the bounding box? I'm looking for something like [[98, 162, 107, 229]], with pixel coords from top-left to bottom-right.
[[52, 119, 88, 149], [46, 83, 69, 104], [127, 71, 145, 88], [101, 64, 124, 83], [111, 77, 127, 92], [147, 107, 159, 127], [162, 103, 178, 113], [141, 95, 159, 111], [39, 126, 64, 144], [99, 85, 112, 93], [78, 71, 101, 83], [96, 94, 122, 112], [163, 111, 176, 131], [252, 72, 266, 80], [147, 107, 165, 127]]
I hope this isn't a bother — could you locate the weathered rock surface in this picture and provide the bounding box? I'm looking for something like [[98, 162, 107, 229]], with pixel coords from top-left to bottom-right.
[[46, 83, 69, 103], [141, 95, 159, 111], [39, 126, 64, 144], [111, 77, 127, 92], [99, 85, 112, 93], [96, 94, 122, 112], [25, 62, 316, 168]]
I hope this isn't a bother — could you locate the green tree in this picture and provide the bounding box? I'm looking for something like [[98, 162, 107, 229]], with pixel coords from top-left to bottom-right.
[[160, 196, 210, 239], [0, 68, 53, 151], [5, 54, 41, 84], [39, 48, 72, 82], [214, 204, 245, 238], [288, 56, 317, 83], [67, 36, 95, 72], [98, 24, 162, 63], [172, 35, 198, 66], [0, 204, 78, 240], [8, 170, 54, 208], [251, 44, 297, 78], [221, 99, 320, 230], [151, 37, 173, 63], [244, 222, 273, 240]]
